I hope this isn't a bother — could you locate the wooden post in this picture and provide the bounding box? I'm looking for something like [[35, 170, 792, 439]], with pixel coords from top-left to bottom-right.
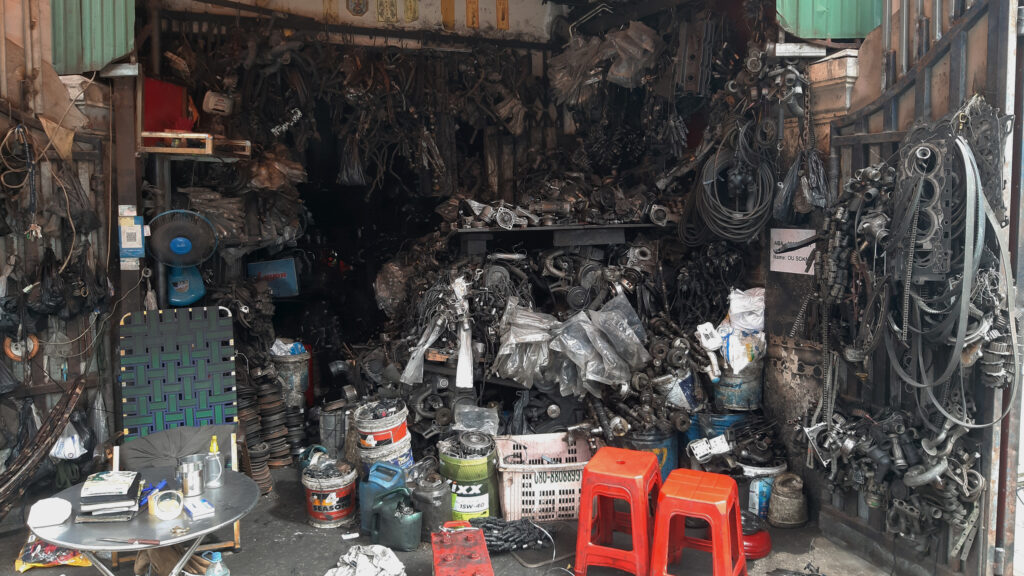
[[111, 77, 141, 438]]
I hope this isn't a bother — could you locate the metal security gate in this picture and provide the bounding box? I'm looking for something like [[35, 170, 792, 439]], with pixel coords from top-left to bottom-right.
[[824, 1, 1018, 575]]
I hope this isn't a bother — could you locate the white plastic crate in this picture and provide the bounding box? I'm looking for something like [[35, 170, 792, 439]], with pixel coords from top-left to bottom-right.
[[495, 432, 594, 522]]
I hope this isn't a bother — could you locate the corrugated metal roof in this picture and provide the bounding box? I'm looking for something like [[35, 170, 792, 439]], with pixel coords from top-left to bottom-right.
[[52, 0, 135, 75], [777, 0, 882, 40]]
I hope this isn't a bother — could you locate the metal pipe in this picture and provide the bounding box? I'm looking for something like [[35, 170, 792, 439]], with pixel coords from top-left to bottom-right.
[[933, 0, 942, 40], [154, 157, 171, 308], [21, 0, 32, 111], [915, 0, 925, 58], [0, 0, 7, 100], [883, 0, 893, 91], [148, 0, 161, 76], [899, 0, 910, 74]]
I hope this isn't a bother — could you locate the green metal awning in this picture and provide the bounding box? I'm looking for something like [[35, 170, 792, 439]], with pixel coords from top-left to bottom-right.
[[777, 0, 883, 40], [52, 0, 135, 75]]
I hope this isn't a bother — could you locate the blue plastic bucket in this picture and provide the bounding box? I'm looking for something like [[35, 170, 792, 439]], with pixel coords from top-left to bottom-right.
[[619, 429, 678, 481]]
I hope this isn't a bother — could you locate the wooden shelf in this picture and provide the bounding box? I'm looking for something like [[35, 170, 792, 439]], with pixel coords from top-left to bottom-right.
[[140, 131, 251, 161]]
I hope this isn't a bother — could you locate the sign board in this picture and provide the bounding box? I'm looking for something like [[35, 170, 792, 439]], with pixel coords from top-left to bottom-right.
[[770, 228, 816, 275], [247, 258, 300, 297]]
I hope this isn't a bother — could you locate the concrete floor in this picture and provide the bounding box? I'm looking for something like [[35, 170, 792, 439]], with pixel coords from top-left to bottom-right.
[[0, 469, 880, 576]]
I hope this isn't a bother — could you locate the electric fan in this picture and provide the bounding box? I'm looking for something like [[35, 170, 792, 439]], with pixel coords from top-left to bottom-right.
[[148, 210, 218, 306]]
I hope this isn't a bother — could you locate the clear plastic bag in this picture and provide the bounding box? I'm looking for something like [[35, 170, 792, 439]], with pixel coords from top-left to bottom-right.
[[491, 299, 559, 388], [400, 318, 444, 385], [548, 37, 607, 107], [606, 22, 661, 89], [545, 356, 583, 397], [550, 312, 629, 388], [589, 295, 651, 370], [452, 404, 500, 436]]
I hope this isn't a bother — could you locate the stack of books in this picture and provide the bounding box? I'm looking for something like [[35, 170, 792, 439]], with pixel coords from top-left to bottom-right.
[[76, 471, 142, 522]]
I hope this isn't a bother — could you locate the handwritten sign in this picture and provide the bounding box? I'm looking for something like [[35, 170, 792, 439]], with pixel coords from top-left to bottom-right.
[[770, 228, 816, 275]]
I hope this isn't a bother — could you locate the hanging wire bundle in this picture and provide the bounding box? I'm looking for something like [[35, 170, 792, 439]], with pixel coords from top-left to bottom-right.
[[696, 120, 775, 243]]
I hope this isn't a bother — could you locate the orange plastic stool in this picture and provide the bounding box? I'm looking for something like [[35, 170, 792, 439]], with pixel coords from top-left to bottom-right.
[[574, 447, 662, 576], [650, 468, 748, 576]]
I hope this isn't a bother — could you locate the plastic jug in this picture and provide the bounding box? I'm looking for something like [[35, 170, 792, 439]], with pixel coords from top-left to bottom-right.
[[359, 462, 405, 532], [204, 436, 224, 488], [370, 487, 422, 552], [202, 551, 229, 576]]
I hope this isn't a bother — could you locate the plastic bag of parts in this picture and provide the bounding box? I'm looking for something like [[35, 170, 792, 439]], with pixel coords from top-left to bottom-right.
[[606, 22, 662, 89], [550, 312, 629, 390], [401, 319, 445, 385], [728, 288, 765, 333], [546, 356, 583, 397], [719, 288, 767, 373], [589, 295, 651, 370], [452, 404, 500, 436], [491, 299, 559, 388], [49, 420, 88, 461], [15, 535, 91, 572], [249, 145, 308, 190], [548, 37, 608, 107], [773, 157, 802, 223], [323, 544, 406, 576], [90, 392, 109, 458]]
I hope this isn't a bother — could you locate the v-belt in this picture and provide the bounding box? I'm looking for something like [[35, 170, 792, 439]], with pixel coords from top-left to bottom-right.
[[885, 136, 1020, 429]]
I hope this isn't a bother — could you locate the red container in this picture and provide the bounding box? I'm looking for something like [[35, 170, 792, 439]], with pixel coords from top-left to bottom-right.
[[302, 466, 358, 528], [431, 521, 494, 576]]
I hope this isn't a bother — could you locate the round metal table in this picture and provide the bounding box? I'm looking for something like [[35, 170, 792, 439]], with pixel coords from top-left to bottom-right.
[[30, 467, 260, 576]]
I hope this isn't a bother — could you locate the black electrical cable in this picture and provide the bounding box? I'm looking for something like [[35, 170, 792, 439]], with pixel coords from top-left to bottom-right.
[[696, 123, 774, 243]]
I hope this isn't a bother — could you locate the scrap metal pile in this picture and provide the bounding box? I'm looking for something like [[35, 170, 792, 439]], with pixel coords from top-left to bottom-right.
[[365, 230, 782, 480], [783, 96, 1019, 556]]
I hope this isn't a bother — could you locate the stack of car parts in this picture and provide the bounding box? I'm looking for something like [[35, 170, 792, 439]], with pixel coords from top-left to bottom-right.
[[286, 407, 306, 457], [246, 441, 273, 495], [237, 386, 261, 447], [260, 382, 292, 468]]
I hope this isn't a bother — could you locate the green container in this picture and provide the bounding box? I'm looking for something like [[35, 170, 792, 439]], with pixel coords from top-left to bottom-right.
[[370, 487, 422, 552], [777, 0, 882, 40], [440, 448, 500, 521]]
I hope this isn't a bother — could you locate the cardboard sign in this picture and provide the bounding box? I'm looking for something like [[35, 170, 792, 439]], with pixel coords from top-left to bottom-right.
[[770, 228, 816, 275], [441, 0, 455, 30]]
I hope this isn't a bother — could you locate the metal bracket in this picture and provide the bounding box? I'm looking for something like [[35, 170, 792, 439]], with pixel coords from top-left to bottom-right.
[[950, 505, 980, 560]]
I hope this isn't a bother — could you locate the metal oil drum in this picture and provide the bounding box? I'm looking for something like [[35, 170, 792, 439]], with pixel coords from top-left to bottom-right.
[[411, 472, 452, 541], [439, 432, 500, 521], [616, 428, 678, 481], [768, 472, 808, 528], [713, 360, 763, 411]]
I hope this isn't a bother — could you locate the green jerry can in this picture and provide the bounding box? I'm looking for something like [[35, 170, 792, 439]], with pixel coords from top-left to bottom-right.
[[370, 487, 423, 552]]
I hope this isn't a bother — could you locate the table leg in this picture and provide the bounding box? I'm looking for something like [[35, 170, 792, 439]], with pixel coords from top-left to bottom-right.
[[80, 551, 119, 576], [168, 534, 207, 576]]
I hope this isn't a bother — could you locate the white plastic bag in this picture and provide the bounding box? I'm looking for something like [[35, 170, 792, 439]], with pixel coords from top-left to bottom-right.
[[718, 288, 767, 373], [50, 422, 87, 460], [728, 288, 765, 332]]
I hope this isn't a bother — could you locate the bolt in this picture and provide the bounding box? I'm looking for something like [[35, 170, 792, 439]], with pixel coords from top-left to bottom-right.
[[469, 552, 480, 560], [442, 554, 454, 562]]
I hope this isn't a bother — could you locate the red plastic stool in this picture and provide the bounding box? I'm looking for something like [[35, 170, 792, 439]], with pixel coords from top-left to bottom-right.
[[575, 446, 662, 576], [650, 468, 748, 576]]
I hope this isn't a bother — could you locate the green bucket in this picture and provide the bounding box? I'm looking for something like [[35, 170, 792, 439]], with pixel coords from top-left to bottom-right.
[[439, 434, 500, 520]]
